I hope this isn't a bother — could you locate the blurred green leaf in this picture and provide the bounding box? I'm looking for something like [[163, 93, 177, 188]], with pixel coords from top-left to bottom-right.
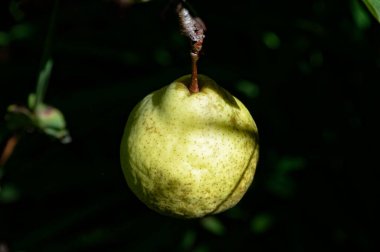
[[352, 0, 371, 29], [179, 229, 197, 250], [9, 0, 25, 20], [262, 32, 280, 49], [250, 213, 274, 234], [10, 24, 33, 40], [154, 49, 172, 66], [0, 184, 20, 203], [235, 80, 260, 98], [193, 244, 209, 252], [34, 59, 54, 109], [200, 216, 226, 236], [362, 0, 380, 22], [277, 156, 305, 173], [267, 175, 296, 198], [0, 24, 32, 47], [267, 156, 306, 198], [0, 31, 11, 46], [310, 51, 324, 67]]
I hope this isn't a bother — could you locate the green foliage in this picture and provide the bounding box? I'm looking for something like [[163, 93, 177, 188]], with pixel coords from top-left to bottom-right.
[[9, 0, 25, 21], [250, 213, 274, 234], [0, 184, 20, 203], [5, 59, 70, 142], [0, 23, 33, 47], [34, 59, 54, 109], [352, 0, 371, 30], [200, 217, 226, 236], [0, 32, 11, 46], [236, 80, 260, 98], [362, 0, 380, 22], [179, 229, 197, 250], [262, 32, 281, 49], [10, 24, 33, 40], [267, 156, 305, 198]]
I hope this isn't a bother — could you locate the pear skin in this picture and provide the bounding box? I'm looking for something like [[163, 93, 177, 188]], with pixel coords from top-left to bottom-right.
[[120, 74, 259, 218]]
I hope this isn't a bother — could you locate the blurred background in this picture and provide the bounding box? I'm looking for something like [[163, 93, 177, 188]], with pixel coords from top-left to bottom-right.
[[0, 0, 378, 251]]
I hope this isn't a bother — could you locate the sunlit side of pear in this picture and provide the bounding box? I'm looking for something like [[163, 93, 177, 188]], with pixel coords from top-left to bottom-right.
[[120, 74, 259, 218]]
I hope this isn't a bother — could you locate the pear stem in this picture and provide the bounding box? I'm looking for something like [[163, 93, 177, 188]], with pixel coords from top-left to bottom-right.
[[189, 40, 203, 93], [177, 2, 206, 94], [190, 52, 199, 93]]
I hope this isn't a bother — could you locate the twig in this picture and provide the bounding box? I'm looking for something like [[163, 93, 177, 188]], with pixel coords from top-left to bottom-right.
[[0, 134, 19, 167], [177, 1, 206, 93]]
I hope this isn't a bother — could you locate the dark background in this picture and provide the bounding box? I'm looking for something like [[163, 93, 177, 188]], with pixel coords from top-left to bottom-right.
[[0, 0, 378, 251]]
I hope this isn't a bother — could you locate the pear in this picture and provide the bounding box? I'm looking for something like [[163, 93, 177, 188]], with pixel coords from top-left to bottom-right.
[[120, 74, 259, 218]]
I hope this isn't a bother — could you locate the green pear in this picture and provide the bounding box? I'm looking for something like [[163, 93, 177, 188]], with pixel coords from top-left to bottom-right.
[[120, 74, 259, 218]]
